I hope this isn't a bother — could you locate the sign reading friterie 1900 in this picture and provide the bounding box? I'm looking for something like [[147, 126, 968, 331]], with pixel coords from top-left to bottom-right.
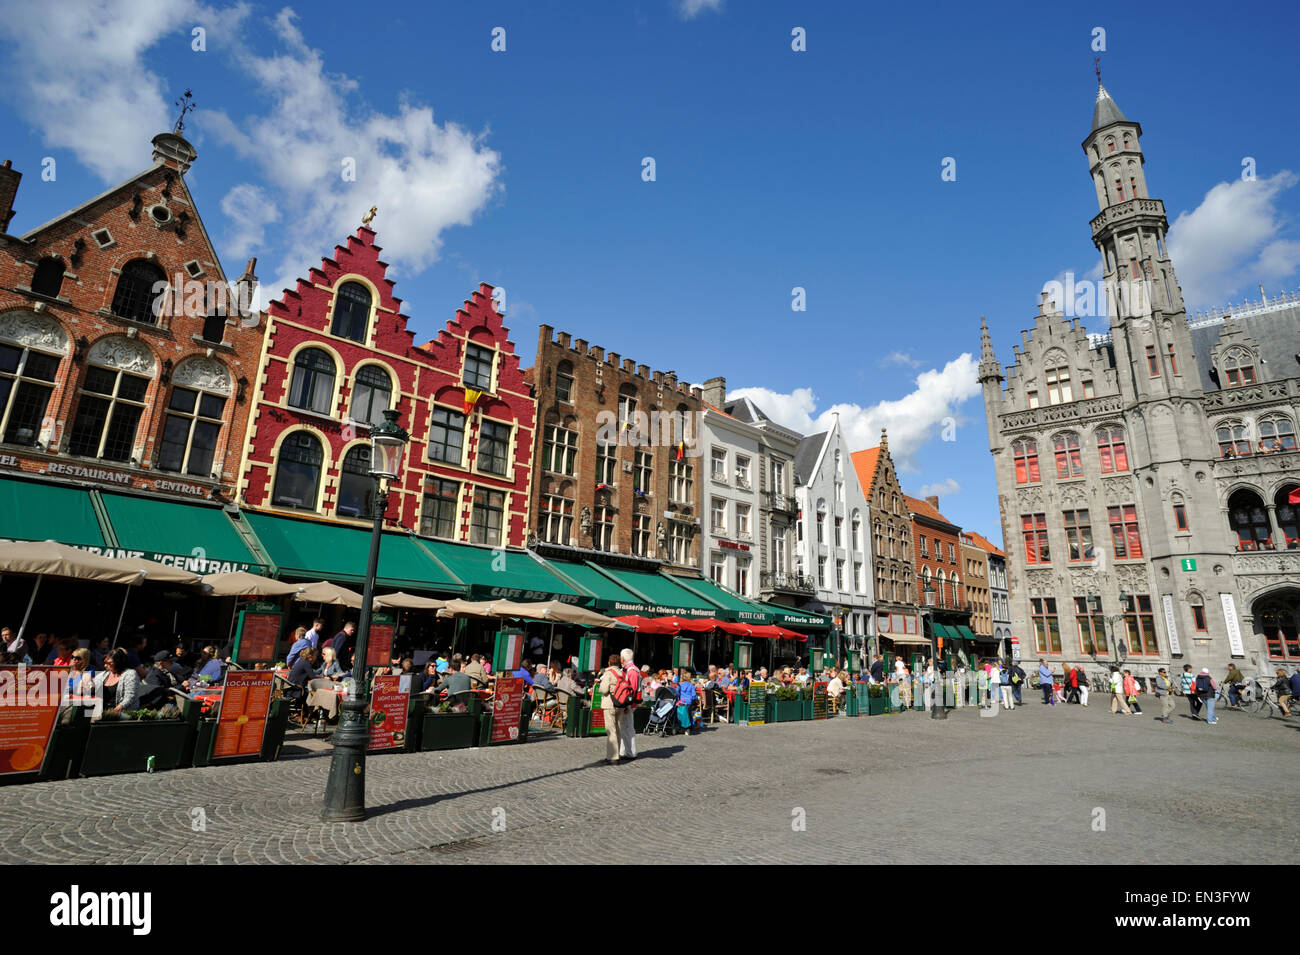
[[212, 671, 274, 759], [0, 666, 65, 776]]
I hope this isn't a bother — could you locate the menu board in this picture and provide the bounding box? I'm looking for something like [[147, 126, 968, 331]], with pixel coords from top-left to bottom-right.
[[367, 674, 410, 751], [588, 687, 606, 735], [747, 680, 766, 725], [365, 613, 396, 668], [490, 675, 525, 743], [212, 670, 274, 759], [234, 602, 282, 665], [0, 666, 65, 776], [812, 681, 828, 720]]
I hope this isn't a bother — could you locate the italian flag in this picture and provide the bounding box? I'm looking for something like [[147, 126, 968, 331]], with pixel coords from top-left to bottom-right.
[[579, 638, 603, 672], [497, 630, 523, 672]]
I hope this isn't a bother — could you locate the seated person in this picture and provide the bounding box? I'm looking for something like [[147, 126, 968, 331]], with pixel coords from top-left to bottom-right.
[[420, 661, 439, 692], [286, 647, 319, 702], [139, 651, 179, 708], [554, 667, 585, 704], [827, 669, 846, 708], [463, 653, 489, 687], [514, 658, 536, 688], [429, 660, 474, 707], [316, 646, 346, 681], [185, 645, 224, 689], [533, 664, 553, 691]]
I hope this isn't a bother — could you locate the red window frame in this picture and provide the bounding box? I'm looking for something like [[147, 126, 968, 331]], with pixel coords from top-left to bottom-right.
[[1062, 509, 1094, 562], [1013, 438, 1040, 485], [1097, 426, 1128, 473], [1166, 343, 1178, 375], [1191, 605, 1206, 632], [1030, 597, 1062, 654], [1108, 504, 1143, 559], [1173, 503, 1188, 532], [1022, 513, 1049, 564], [1053, 433, 1083, 479], [1121, 595, 1160, 655], [1146, 346, 1159, 376]]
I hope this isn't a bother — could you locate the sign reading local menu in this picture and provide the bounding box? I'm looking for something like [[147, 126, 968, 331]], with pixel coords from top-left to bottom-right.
[[490, 675, 525, 743], [812, 681, 828, 720], [367, 674, 410, 751], [233, 602, 283, 665], [0, 666, 65, 776], [212, 670, 274, 759], [365, 613, 397, 668], [747, 680, 766, 726]]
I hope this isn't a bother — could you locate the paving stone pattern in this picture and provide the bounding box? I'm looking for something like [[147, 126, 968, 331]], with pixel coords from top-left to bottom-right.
[[2, 700, 1295, 864]]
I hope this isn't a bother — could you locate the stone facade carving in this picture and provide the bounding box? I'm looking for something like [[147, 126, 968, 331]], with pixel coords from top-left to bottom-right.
[[87, 335, 156, 374], [0, 310, 69, 353], [172, 356, 231, 394]]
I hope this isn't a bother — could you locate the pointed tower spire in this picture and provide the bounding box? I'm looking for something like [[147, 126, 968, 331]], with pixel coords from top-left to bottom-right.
[[1092, 79, 1128, 133], [978, 316, 1003, 383]]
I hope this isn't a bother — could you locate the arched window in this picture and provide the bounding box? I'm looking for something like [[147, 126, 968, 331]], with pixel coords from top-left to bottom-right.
[[67, 338, 155, 462], [1217, 421, 1252, 459], [1012, 437, 1040, 484], [1276, 485, 1299, 547], [336, 445, 375, 520], [1259, 415, 1296, 453], [1222, 347, 1256, 387], [1259, 599, 1300, 661], [288, 348, 335, 415], [1228, 489, 1272, 551], [110, 259, 167, 325], [1052, 432, 1083, 478], [0, 314, 65, 446], [330, 281, 372, 343], [157, 358, 231, 476], [351, 366, 392, 427], [554, 360, 575, 403], [271, 432, 324, 510], [31, 258, 65, 298], [1096, 426, 1128, 473]]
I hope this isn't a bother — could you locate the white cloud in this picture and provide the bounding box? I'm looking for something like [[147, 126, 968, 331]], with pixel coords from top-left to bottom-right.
[[219, 183, 279, 260], [0, 0, 246, 182], [1167, 170, 1300, 309], [918, 478, 960, 499], [728, 353, 980, 468], [676, 0, 724, 19], [879, 350, 924, 369], [205, 9, 504, 298]]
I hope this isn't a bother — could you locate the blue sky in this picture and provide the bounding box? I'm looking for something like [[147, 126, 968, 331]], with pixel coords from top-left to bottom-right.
[[3, 0, 1298, 544]]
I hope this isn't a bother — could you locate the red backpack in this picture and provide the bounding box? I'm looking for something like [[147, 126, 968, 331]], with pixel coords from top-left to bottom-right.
[[609, 665, 638, 707]]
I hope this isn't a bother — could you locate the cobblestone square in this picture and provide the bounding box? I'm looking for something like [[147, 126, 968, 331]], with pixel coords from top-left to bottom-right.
[[2, 700, 1295, 865]]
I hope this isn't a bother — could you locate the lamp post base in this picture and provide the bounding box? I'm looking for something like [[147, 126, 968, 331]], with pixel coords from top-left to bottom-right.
[[322, 696, 369, 822]]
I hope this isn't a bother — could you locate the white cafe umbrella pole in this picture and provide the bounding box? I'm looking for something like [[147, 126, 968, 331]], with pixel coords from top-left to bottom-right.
[[110, 571, 147, 648], [16, 574, 42, 641]]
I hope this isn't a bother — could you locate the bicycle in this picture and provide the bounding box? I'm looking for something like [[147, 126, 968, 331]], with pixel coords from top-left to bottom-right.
[[1245, 685, 1295, 719]]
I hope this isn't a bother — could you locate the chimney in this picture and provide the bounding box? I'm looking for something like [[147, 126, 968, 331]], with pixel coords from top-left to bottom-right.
[[0, 160, 20, 234], [557, 331, 571, 349], [591, 345, 604, 362], [574, 338, 588, 355], [701, 376, 726, 408], [926, 495, 940, 510], [606, 351, 619, 366], [622, 358, 635, 374]]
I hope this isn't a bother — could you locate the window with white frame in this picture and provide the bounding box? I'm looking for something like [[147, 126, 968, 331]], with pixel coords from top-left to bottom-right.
[[68, 365, 150, 462], [428, 407, 466, 464], [157, 384, 226, 477], [632, 514, 652, 556], [735, 454, 750, 488], [463, 343, 495, 390], [470, 487, 505, 545], [711, 447, 727, 481], [711, 497, 727, 533], [669, 459, 692, 504], [734, 558, 750, 595], [421, 477, 459, 539], [593, 504, 615, 551], [477, 419, 511, 476], [542, 422, 578, 475], [668, 520, 693, 565], [596, 440, 617, 485], [538, 489, 573, 544], [633, 450, 653, 494], [735, 502, 751, 538]]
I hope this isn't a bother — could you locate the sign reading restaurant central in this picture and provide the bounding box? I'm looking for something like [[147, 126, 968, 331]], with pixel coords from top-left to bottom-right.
[[1, 456, 211, 499], [77, 545, 257, 575]]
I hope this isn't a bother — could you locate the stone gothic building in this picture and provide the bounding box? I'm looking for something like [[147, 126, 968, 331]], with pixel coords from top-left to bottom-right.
[[980, 80, 1300, 677]]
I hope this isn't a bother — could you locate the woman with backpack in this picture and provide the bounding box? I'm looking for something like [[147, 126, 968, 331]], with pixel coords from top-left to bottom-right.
[[1195, 668, 1219, 724]]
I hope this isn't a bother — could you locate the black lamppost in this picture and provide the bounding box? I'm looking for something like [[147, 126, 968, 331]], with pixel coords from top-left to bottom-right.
[[322, 409, 409, 823], [923, 579, 945, 720]]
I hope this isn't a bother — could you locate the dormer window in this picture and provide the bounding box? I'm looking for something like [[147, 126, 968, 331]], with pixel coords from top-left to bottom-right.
[[1045, 365, 1072, 405], [1222, 347, 1256, 387], [463, 343, 494, 391]]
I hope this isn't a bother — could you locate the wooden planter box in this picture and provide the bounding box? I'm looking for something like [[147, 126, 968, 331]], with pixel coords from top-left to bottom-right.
[[867, 696, 886, 716], [478, 697, 534, 746], [767, 699, 803, 723], [80, 704, 200, 777], [800, 693, 813, 720], [192, 698, 291, 767], [732, 698, 749, 723], [421, 711, 478, 751]]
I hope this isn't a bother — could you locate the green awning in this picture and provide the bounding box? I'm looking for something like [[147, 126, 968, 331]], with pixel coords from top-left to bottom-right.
[[671, 576, 773, 624], [242, 512, 463, 594], [932, 623, 960, 641], [0, 477, 105, 547], [955, 624, 978, 642], [419, 540, 586, 603], [597, 567, 719, 618], [541, 560, 646, 611], [759, 602, 832, 630], [99, 493, 269, 574]]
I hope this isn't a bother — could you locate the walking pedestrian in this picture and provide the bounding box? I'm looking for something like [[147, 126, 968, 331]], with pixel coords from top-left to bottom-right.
[[1078, 665, 1091, 706], [1154, 667, 1175, 723], [1195, 668, 1219, 724], [1010, 660, 1025, 704], [999, 660, 1014, 709], [598, 654, 625, 764], [1066, 665, 1080, 704], [1109, 666, 1132, 715], [617, 648, 639, 761], [1038, 659, 1053, 704], [1122, 669, 1142, 715], [1180, 664, 1201, 719]]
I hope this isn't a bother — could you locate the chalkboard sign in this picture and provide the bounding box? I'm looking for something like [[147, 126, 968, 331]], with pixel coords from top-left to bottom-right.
[[747, 681, 766, 725], [812, 681, 828, 720], [366, 612, 397, 668], [233, 602, 282, 665]]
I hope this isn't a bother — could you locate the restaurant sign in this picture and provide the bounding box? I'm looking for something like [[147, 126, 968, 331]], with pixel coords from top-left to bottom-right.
[[476, 585, 583, 603], [75, 544, 261, 575], [610, 600, 714, 618]]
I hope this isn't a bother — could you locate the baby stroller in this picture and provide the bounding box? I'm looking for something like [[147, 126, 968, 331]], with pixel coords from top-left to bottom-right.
[[644, 686, 679, 736]]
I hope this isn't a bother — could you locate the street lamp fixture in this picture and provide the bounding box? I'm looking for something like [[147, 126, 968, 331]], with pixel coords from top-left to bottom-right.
[[322, 408, 409, 823]]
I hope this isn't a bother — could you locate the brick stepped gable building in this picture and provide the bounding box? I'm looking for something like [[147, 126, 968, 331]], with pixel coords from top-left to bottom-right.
[[980, 78, 1300, 675], [527, 325, 704, 574], [239, 225, 535, 546], [906, 493, 972, 661], [0, 126, 262, 504], [850, 433, 920, 652]]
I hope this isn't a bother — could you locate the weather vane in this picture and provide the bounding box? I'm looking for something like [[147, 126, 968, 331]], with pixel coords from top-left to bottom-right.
[[362, 205, 378, 226], [174, 89, 196, 134], [1095, 57, 1102, 84]]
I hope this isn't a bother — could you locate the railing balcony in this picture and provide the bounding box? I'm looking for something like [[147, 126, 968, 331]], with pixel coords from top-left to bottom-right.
[[762, 571, 814, 595], [763, 490, 797, 514]]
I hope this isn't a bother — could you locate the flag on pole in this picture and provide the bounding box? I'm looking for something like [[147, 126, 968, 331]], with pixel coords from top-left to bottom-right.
[[675, 441, 685, 460], [463, 387, 484, 414]]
